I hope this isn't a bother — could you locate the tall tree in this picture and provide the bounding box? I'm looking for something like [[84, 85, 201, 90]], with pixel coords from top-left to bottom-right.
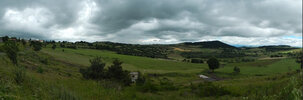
[[3, 41, 19, 65], [31, 41, 42, 51], [52, 44, 57, 50], [296, 51, 303, 70], [2, 36, 9, 42], [80, 56, 106, 80], [107, 59, 131, 85], [207, 57, 220, 72]]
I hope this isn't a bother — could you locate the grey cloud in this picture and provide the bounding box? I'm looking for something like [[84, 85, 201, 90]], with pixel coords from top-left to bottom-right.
[[0, 0, 301, 46]]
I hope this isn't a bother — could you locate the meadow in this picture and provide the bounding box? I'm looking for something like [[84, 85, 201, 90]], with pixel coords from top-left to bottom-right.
[[0, 42, 302, 100]]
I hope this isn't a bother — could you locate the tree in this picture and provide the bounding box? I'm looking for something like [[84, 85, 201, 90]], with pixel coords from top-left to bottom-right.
[[233, 66, 240, 74], [191, 58, 204, 63], [207, 57, 220, 72], [80, 58, 131, 86], [31, 41, 42, 51], [80, 57, 106, 80], [107, 59, 131, 86], [3, 41, 19, 65], [295, 52, 303, 70], [21, 39, 27, 46], [52, 44, 57, 50], [107, 59, 123, 79], [2, 36, 9, 42], [60, 43, 65, 48]]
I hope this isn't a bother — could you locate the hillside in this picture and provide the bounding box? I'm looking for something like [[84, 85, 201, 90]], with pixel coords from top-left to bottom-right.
[[0, 39, 302, 99], [180, 40, 237, 49]]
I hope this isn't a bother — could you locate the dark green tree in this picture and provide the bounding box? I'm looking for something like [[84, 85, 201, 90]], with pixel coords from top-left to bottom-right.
[[2, 36, 9, 42], [107, 59, 131, 86], [31, 41, 42, 51], [52, 44, 57, 50], [233, 66, 240, 74], [207, 57, 220, 72], [21, 39, 27, 46], [80, 57, 106, 80], [295, 52, 303, 69], [3, 41, 19, 65]]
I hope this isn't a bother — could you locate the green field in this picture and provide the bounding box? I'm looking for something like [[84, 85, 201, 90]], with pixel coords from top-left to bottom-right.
[[42, 47, 300, 77], [42, 48, 207, 74], [0, 43, 302, 100]]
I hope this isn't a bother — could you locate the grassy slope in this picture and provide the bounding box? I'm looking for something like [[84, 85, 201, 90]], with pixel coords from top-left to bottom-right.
[[0, 45, 301, 99], [215, 58, 300, 78], [42, 47, 300, 77], [41, 47, 207, 74]]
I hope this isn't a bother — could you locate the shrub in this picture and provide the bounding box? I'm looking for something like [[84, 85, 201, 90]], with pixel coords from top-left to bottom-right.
[[52, 44, 57, 50], [191, 82, 231, 97], [14, 67, 26, 84], [107, 59, 132, 86], [278, 73, 303, 100], [207, 57, 220, 72], [80, 57, 133, 87], [158, 77, 178, 91], [31, 41, 43, 51], [21, 39, 27, 45], [37, 66, 44, 74], [191, 59, 204, 63], [60, 43, 65, 48], [3, 41, 19, 65], [135, 72, 146, 86], [51, 86, 79, 100], [66, 45, 77, 49], [80, 56, 106, 80], [233, 66, 240, 74], [40, 57, 49, 65], [136, 78, 158, 93], [80, 57, 132, 86]]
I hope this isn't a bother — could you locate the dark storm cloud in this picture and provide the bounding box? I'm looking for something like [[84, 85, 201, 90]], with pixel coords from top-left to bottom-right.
[[0, 0, 80, 27], [0, 0, 301, 46]]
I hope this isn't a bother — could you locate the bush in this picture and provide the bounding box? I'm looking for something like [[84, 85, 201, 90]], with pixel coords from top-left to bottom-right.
[[135, 72, 146, 86], [207, 57, 220, 72], [31, 41, 43, 51], [80, 57, 106, 80], [37, 66, 44, 74], [40, 57, 49, 65], [233, 66, 240, 74], [158, 77, 178, 91], [14, 67, 26, 84], [191, 82, 231, 97], [52, 44, 57, 50], [60, 43, 65, 48], [80, 57, 132, 86], [107, 59, 132, 86], [51, 86, 79, 100], [136, 78, 158, 93], [191, 59, 204, 63], [3, 41, 19, 65], [66, 45, 77, 49], [278, 73, 303, 100]]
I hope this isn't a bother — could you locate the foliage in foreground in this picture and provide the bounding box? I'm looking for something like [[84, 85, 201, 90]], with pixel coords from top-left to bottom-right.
[[190, 82, 231, 97], [3, 41, 19, 65], [80, 57, 131, 86]]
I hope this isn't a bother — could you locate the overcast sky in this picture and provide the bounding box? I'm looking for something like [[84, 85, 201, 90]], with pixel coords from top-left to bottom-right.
[[0, 0, 302, 47]]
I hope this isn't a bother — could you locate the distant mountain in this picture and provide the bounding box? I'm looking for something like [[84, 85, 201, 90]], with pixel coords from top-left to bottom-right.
[[258, 45, 292, 48], [181, 40, 237, 49], [258, 45, 298, 52]]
